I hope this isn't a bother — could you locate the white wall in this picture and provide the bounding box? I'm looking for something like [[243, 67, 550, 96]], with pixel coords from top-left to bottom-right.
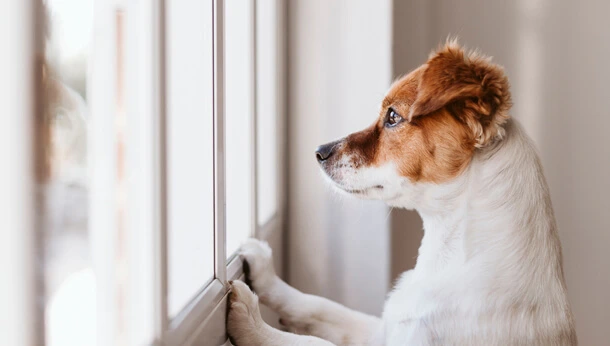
[[288, 0, 610, 341], [287, 0, 393, 315], [392, 1, 610, 344]]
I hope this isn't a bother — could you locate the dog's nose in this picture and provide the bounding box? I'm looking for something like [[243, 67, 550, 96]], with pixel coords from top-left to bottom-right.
[[315, 141, 340, 163]]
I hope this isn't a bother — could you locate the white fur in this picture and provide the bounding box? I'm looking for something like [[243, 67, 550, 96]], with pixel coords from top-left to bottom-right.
[[227, 119, 576, 345]]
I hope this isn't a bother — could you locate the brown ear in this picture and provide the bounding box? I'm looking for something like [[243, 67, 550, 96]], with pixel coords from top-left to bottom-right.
[[408, 41, 512, 147]]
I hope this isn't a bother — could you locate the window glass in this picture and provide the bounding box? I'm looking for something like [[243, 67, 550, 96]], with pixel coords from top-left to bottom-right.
[[43, 1, 95, 345], [225, 0, 255, 258], [165, 0, 215, 317], [256, 0, 279, 225]]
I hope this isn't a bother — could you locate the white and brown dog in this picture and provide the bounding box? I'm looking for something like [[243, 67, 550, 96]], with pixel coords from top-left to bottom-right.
[[227, 41, 577, 346]]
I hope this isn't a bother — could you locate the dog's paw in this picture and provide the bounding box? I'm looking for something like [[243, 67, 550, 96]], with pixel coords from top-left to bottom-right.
[[227, 280, 264, 345], [240, 238, 276, 294]]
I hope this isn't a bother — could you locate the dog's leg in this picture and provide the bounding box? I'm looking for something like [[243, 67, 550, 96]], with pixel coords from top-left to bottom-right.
[[228, 280, 335, 346], [239, 239, 383, 346]]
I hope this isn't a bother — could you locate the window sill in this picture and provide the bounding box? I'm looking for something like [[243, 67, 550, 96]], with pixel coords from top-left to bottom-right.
[[163, 255, 245, 345], [164, 216, 282, 345]]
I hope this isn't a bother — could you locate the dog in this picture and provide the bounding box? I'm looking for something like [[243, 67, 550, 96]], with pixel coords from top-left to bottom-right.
[[227, 40, 577, 345]]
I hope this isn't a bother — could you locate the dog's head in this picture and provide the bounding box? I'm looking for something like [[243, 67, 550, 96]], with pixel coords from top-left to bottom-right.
[[316, 41, 511, 206]]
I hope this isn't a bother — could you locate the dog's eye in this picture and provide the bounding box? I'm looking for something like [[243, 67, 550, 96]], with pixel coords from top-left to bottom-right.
[[385, 108, 403, 127]]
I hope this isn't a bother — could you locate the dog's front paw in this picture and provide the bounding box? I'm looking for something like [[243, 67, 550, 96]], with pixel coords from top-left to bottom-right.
[[240, 238, 276, 294], [227, 280, 264, 345]]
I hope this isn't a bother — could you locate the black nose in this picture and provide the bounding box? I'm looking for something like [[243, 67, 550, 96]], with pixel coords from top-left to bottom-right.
[[315, 140, 340, 163]]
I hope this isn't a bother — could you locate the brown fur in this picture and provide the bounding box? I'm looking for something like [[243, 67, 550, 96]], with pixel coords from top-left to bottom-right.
[[334, 41, 512, 183], [409, 40, 512, 148]]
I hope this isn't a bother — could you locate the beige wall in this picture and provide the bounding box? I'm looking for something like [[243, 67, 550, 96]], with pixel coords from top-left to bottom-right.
[[392, 1, 610, 344], [286, 0, 393, 315]]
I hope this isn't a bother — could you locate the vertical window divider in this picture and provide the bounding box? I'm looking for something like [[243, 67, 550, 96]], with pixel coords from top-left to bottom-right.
[[252, 0, 260, 237], [0, 2, 38, 345], [152, 0, 169, 339], [276, 0, 287, 228], [123, 0, 164, 343], [89, 1, 119, 345], [213, 0, 227, 284]]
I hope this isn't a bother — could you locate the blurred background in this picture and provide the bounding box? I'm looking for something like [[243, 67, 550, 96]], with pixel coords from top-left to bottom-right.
[[288, 1, 609, 346], [1, 0, 608, 345], [286, 0, 610, 345]]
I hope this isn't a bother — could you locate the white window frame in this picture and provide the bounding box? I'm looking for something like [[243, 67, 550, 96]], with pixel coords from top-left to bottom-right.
[[120, 0, 287, 345], [0, 1, 40, 346], [2, 0, 285, 344]]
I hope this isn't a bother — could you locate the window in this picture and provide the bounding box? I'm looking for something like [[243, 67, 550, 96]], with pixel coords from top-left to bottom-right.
[[256, 0, 282, 227], [165, 0, 216, 318], [225, 0, 256, 259], [0, 0, 286, 345], [42, 0, 95, 344]]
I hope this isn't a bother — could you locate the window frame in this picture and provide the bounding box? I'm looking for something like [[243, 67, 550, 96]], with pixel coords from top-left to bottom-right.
[[0, 1, 40, 345], [121, 0, 286, 344], [4, 0, 285, 344]]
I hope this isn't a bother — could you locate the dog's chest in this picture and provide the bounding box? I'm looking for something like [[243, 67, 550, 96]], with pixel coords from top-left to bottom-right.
[[381, 271, 478, 345], [383, 289, 475, 346], [382, 275, 442, 345]]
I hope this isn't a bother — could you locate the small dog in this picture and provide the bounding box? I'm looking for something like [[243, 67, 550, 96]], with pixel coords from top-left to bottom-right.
[[227, 41, 577, 345]]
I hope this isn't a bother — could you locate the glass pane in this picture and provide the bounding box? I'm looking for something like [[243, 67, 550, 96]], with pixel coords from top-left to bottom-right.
[[225, 0, 255, 258], [166, 0, 215, 317], [256, 0, 279, 225], [42, 1, 96, 345]]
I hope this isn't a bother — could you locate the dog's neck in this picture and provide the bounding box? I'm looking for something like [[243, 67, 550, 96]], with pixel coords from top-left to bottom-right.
[[408, 119, 564, 281]]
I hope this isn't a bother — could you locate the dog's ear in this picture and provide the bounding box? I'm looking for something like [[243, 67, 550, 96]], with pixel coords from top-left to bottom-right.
[[408, 41, 512, 147]]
